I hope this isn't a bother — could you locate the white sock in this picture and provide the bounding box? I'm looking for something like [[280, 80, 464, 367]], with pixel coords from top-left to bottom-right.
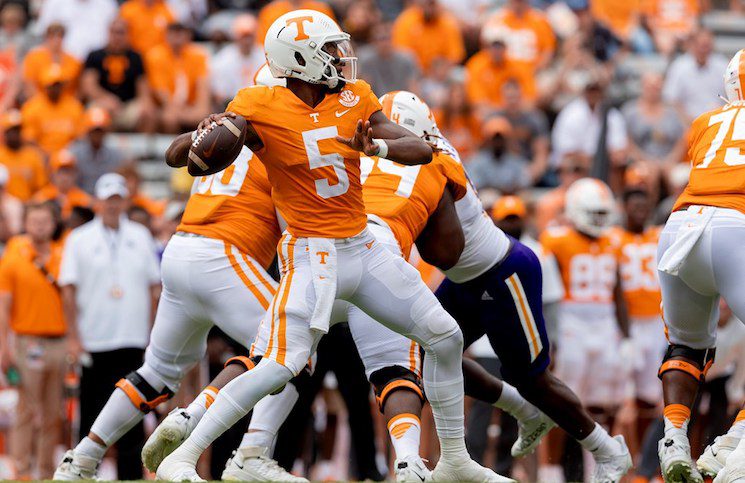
[[388, 413, 421, 460], [171, 359, 293, 465], [664, 417, 689, 436], [88, 389, 146, 448], [186, 386, 219, 422], [241, 383, 299, 453], [494, 382, 538, 422], [727, 411, 745, 438], [579, 423, 619, 458], [422, 332, 465, 440], [76, 436, 107, 461], [440, 437, 469, 461]]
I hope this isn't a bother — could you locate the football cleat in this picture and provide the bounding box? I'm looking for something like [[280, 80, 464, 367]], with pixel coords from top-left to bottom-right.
[[511, 410, 557, 457], [591, 435, 632, 483], [156, 451, 205, 482], [698, 434, 741, 477], [714, 462, 745, 483], [659, 430, 704, 483], [432, 458, 515, 482], [53, 449, 99, 480], [142, 408, 196, 472], [394, 455, 432, 482], [221, 446, 309, 482]]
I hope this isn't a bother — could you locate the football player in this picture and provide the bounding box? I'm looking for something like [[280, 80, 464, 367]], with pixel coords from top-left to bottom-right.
[[656, 49, 745, 483], [156, 10, 505, 482]]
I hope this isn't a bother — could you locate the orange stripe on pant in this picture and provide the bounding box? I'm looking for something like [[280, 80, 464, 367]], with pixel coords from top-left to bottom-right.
[[507, 274, 539, 358], [265, 234, 290, 359], [275, 236, 296, 366], [224, 242, 271, 310], [242, 252, 277, 297]]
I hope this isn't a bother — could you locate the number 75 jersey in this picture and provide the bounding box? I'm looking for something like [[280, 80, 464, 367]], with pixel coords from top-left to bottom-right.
[[675, 102, 745, 213], [227, 80, 382, 238]]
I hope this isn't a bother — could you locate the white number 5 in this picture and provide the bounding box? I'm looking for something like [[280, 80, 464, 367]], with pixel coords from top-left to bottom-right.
[[303, 127, 349, 199]]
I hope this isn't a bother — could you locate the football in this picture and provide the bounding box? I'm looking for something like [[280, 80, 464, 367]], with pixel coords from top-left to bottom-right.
[[188, 116, 247, 176]]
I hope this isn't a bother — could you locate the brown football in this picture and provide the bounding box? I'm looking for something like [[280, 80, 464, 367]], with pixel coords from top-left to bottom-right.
[[188, 116, 247, 176]]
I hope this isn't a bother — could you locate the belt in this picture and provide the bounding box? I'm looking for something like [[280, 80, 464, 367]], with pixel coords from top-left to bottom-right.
[[175, 231, 207, 239]]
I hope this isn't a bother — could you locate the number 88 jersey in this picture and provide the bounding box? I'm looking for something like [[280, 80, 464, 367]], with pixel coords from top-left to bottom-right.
[[177, 146, 282, 269], [675, 102, 745, 213]]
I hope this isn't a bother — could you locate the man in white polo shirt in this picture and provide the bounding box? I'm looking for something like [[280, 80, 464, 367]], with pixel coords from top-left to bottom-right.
[[59, 173, 160, 480]]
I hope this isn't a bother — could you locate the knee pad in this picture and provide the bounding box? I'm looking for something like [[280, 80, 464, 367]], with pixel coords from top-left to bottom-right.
[[658, 344, 715, 382], [115, 371, 174, 413], [370, 366, 424, 413], [224, 355, 259, 372]]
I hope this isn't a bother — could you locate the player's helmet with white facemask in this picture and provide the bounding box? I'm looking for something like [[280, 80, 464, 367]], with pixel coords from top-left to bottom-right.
[[264, 9, 357, 89], [724, 49, 745, 103], [379, 91, 438, 143], [565, 178, 616, 238]]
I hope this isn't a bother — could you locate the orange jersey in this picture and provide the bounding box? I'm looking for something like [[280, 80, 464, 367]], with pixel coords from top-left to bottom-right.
[[145, 43, 208, 105], [21, 93, 85, 155], [540, 226, 620, 304], [119, 0, 175, 54], [361, 152, 468, 259], [22, 46, 81, 95], [391, 6, 465, 72], [464, 50, 537, 107], [590, 0, 642, 39], [483, 8, 556, 71], [0, 145, 48, 201], [0, 235, 66, 336], [674, 102, 745, 214], [643, 0, 698, 36], [609, 226, 661, 319], [227, 81, 382, 239], [178, 149, 281, 269]]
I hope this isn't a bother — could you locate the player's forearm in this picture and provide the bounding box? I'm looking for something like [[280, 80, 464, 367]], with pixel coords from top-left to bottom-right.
[[165, 133, 194, 168], [382, 137, 433, 166]]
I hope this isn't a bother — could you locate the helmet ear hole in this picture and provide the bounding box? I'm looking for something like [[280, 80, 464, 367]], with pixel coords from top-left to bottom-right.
[[294, 52, 306, 67]]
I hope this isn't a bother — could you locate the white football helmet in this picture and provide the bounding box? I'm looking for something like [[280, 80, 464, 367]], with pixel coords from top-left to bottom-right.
[[379, 90, 437, 141], [724, 49, 745, 103], [254, 63, 286, 87], [264, 9, 356, 89], [564, 178, 616, 238]]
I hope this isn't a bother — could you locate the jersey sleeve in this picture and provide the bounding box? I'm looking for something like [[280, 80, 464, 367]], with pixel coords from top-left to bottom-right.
[[226, 86, 261, 119], [354, 80, 382, 121], [437, 153, 469, 201], [538, 229, 562, 257]]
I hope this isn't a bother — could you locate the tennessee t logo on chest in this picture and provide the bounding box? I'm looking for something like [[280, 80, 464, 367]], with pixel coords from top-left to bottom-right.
[[309, 113, 319, 123]]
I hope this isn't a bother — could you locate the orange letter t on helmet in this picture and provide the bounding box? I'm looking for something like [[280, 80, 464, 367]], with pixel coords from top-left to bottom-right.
[[286, 16, 314, 41]]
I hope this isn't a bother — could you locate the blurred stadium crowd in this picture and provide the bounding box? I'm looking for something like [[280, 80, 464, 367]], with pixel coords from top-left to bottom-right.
[[2, 0, 745, 480]]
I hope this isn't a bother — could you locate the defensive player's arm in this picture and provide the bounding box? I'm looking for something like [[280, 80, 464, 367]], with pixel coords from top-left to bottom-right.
[[414, 187, 464, 270], [613, 267, 630, 338], [337, 111, 433, 166]]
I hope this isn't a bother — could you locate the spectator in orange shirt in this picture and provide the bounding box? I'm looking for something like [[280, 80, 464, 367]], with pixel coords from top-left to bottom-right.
[[482, 0, 556, 74], [465, 30, 536, 116], [145, 22, 210, 133], [119, 0, 175, 55], [22, 23, 81, 97], [33, 150, 93, 221], [643, 0, 702, 55], [589, 0, 655, 53], [534, 151, 590, 233], [257, 0, 336, 45], [0, 110, 47, 201], [392, 0, 465, 73], [21, 67, 85, 156], [117, 164, 165, 217], [0, 201, 71, 479], [433, 80, 481, 159]]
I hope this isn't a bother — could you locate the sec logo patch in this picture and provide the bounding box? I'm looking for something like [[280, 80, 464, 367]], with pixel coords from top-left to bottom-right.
[[339, 89, 360, 108]]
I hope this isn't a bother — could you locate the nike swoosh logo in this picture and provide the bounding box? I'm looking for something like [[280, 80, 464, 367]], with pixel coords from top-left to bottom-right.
[[202, 135, 220, 158], [335, 109, 350, 117]]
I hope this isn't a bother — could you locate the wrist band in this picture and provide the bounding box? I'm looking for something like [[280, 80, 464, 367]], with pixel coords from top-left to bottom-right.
[[373, 138, 388, 159]]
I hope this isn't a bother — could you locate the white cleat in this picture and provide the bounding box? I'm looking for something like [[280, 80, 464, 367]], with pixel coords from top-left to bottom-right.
[[142, 408, 196, 472], [659, 431, 704, 483], [591, 435, 632, 483], [53, 449, 99, 480], [511, 410, 556, 457], [698, 435, 741, 478], [221, 446, 309, 482], [156, 451, 205, 482], [432, 458, 515, 482], [714, 451, 745, 483], [395, 455, 432, 482]]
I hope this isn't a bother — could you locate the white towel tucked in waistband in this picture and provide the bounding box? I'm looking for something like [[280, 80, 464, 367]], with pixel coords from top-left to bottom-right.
[[658, 205, 715, 276], [307, 237, 338, 334]]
